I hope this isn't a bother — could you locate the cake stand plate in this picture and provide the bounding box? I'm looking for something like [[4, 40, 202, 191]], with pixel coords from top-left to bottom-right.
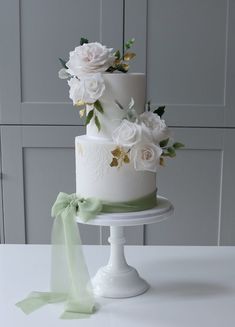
[[76, 196, 174, 298]]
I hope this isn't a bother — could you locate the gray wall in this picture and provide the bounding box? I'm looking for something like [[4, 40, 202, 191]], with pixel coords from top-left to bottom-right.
[[0, 0, 234, 245]]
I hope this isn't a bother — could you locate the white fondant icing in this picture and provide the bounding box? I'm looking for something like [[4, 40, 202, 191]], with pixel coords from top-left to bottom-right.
[[86, 73, 146, 140], [75, 73, 158, 203], [75, 136, 156, 202]]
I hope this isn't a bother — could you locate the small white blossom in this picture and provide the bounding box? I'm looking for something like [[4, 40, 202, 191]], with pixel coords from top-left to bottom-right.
[[139, 112, 170, 143]]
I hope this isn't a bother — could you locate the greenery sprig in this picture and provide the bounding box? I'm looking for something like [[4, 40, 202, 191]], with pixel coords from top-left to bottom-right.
[[106, 38, 136, 73], [160, 138, 184, 160], [83, 99, 103, 132], [58, 57, 67, 69], [80, 37, 88, 45]]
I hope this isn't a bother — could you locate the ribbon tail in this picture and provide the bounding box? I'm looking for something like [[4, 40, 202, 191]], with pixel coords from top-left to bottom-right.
[[51, 207, 95, 318], [16, 292, 48, 314], [16, 291, 65, 314], [16, 207, 95, 319]]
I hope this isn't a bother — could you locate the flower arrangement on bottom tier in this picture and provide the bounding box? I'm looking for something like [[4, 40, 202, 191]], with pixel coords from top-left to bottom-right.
[[110, 99, 184, 172]]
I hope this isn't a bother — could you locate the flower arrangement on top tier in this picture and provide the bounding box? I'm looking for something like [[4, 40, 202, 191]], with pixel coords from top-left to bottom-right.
[[110, 100, 184, 172], [58, 37, 136, 131], [59, 37, 184, 171]]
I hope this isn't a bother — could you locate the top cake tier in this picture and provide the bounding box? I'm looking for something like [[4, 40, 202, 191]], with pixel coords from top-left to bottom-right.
[[86, 73, 146, 140]]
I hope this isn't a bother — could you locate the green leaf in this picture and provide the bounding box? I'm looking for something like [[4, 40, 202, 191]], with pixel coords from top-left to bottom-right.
[[106, 66, 116, 73], [153, 106, 165, 117], [58, 58, 67, 69], [80, 37, 89, 45], [161, 152, 171, 157], [116, 64, 128, 73], [147, 100, 151, 111], [94, 115, 101, 131], [94, 100, 104, 113], [114, 50, 121, 60], [159, 138, 169, 148], [115, 100, 124, 110], [124, 38, 135, 50], [173, 142, 185, 149], [167, 147, 176, 157], [85, 109, 94, 126]]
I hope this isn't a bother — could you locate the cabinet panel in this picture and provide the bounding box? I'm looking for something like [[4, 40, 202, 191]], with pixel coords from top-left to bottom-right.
[[1, 126, 101, 244], [220, 130, 235, 245], [0, 128, 3, 243]]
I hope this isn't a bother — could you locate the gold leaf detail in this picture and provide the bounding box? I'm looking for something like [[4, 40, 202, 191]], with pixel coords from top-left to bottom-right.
[[110, 158, 119, 167], [124, 52, 136, 61], [79, 109, 85, 117], [75, 100, 85, 106], [159, 157, 165, 166], [122, 63, 129, 71], [114, 59, 121, 66], [123, 154, 130, 164], [111, 147, 122, 158]]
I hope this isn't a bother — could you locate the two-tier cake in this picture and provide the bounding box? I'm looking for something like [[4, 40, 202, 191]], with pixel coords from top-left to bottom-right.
[[75, 73, 157, 204], [58, 38, 183, 215]]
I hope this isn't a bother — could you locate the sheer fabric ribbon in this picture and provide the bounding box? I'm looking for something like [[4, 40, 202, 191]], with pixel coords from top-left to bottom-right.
[[16, 191, 157, 319]]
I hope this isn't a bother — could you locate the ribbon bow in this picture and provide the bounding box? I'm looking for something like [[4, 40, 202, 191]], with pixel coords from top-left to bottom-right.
[[51, 192, 102, 222]]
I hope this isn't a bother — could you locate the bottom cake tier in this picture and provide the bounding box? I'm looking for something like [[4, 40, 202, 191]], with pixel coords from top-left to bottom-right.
[[75, 135, 156, 203]]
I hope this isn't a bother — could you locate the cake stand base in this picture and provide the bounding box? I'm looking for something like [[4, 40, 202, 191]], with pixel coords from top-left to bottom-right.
[[77, 197, 174, 299], [92, 226, 149, 298], [92, 265, 149, 298]]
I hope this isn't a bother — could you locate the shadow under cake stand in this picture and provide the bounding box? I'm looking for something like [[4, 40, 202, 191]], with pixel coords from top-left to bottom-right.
[[76, 196, 174, 299]]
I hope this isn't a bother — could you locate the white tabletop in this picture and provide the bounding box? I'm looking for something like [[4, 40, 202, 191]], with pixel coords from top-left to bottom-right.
[[1, 245, 235, 327]]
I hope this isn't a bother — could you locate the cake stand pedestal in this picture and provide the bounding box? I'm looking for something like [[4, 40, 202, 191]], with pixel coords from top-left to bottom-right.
[[76, 196, 174, 298]]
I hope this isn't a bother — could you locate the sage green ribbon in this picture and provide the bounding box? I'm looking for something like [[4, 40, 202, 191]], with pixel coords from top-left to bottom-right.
[[16, 190, 157, 319], [102, 190, 157, 213], [16, 193, 99, 319]]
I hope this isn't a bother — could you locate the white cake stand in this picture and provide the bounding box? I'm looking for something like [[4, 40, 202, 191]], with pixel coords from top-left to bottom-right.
[[76, 196, 174, 298]]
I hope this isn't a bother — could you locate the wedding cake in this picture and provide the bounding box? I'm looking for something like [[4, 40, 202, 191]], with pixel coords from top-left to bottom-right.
[[59, 38, 183, 214]]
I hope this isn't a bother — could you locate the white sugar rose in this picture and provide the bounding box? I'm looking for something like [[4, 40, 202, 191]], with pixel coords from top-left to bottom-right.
[[66, 42, 115, 76], [112, 120, 142, 147], [131, 143, 163, 172], [68, 74, 105, 104], [139, 112, 170, 143]]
